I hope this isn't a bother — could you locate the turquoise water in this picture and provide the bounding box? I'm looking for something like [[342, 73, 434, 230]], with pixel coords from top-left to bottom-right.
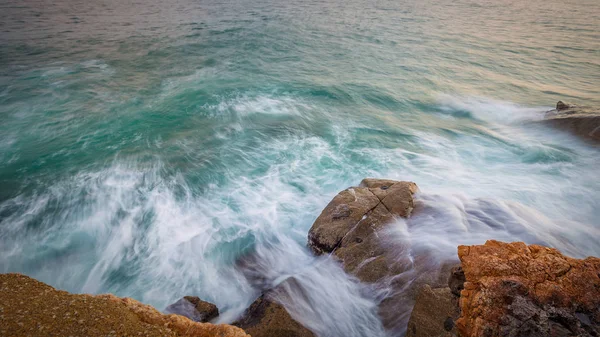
[[1, 0, 599, 335]]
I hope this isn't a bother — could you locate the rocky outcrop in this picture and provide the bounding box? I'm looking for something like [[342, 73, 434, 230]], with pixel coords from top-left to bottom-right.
[[543, 101, 600, 143], [165, 296, 219, 323], [307, 178, 458, 334], [406, 267, 465, 337], [233, 294, 315, 337], [456, 240, 600, 337], [0, 273, 249, 337], [308, 178, 418, 281]]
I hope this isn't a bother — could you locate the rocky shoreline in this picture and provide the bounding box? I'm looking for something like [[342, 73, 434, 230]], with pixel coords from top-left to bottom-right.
[[2, 177, 599, 337]]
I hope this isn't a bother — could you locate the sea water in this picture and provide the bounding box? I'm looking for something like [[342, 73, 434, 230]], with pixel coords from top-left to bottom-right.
[[1, 0, 599, 336]]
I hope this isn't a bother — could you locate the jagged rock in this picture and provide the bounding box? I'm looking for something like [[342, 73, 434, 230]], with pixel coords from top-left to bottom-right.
[[0, 273, 249, 337], [233, 294, 315, 337], [456, 240, 600, 337], [406, 285, 459, 337], [543, 101, 600, 143], [556, 100, 571, 111], [165, 296, 219, 322]]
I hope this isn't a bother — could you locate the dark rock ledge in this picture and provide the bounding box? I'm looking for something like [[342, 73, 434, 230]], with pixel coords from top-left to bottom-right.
[[543, 101, 600, 143]]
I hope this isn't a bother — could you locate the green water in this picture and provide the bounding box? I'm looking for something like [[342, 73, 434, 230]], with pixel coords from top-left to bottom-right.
[[1, 0, 599, 335]]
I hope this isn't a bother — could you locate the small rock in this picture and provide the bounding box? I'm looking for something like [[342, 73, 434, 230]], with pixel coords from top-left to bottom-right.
[[556, 101, 571, 110], [165, 296, 219, 323]]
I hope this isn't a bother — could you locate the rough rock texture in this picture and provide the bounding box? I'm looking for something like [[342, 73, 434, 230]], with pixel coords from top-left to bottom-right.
[[0, 273, 249, 337], [308, 178, 418, 282], [448, 266, 466, 297], [456, 240, 600, 337], [406, 266, 465, 337], [165, 296, 219, 322], [406, 285, 459, 337], [308, 185, 381, 255], [308, 178, 459, 334], [543, 101, 600, 143], [233, 294, 315, 337]]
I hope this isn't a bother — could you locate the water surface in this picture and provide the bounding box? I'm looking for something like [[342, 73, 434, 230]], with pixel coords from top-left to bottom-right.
[[1, 0, 599, 335]]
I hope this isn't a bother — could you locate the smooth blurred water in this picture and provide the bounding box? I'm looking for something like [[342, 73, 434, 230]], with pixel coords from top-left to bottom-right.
[[1, 0, 599, 336]]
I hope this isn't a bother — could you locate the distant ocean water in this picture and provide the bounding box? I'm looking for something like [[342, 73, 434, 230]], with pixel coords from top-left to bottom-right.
[[1, 0, 599, 335]]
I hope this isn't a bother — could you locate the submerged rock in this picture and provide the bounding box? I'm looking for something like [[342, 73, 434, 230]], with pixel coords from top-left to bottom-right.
[[543, 101, 600, 143], [0, 273, 249, 337], [165, 296, 219, 322], [233, 294, 315, 337], [456, 240, 600, 337]]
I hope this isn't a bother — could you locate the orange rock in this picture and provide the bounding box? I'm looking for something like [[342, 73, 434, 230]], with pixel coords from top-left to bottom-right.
[[456, 240, 600, 337]]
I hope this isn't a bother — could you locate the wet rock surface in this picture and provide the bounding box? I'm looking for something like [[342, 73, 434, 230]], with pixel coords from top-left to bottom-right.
[[406, 265, 464, 337], [0, 273, 249, 337], [406, 285, 459, 337], [165, 296, 219, 323], [456, 240, 600, 337], [308, 178, 419, 282], [308, 178, 459, 334], [233, 294, 315, 337], [543, 101, 600, 143]]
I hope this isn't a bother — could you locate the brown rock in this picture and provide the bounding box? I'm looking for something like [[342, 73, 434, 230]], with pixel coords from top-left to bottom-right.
[[233, 295, 315, 337], [0, 273, 249, 337], [308, 179, 420, 284], [334, 203, 397, 282], [543, 101, 600, 143], [556, 101, 572, 110], [308, 178, 460, 335], [308, 186, 380, 255], [406, 285, 459, 337], [448, 266, 465, 297], [456, 240, 600, 337], [308, 178, 418, 256], [165, 296, 219, 322]]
